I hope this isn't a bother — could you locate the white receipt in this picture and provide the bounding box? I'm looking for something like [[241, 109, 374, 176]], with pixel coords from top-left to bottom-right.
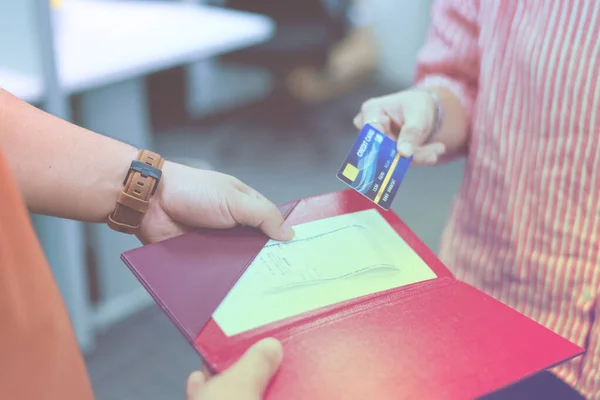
[[212, 209, 436, 336]]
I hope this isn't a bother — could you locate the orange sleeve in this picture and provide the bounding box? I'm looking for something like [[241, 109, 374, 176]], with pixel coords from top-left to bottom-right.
[[0, 149, 94, 400]]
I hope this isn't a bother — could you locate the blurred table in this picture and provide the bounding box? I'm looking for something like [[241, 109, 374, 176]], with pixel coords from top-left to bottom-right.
[[2, 1, 274, 98], [53, 0, 275, 149], [1, 0, 275, 352], [54, 1, 273, 94]]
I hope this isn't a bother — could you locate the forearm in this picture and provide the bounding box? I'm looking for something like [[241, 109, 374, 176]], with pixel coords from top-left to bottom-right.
[[427, 87, 470, 163], [411, 0, 480, 163], [0, 89, 138, 223]]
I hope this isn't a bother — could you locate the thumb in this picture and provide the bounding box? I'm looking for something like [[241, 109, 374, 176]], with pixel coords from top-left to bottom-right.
[[396, 112, 430, 158], [230, 192, 295, 241], [215, 338, 284, 396], [186, 371, 206, 399]]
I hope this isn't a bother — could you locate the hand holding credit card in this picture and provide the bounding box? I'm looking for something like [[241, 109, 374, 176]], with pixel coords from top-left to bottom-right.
[[337, 124, 412, 210]]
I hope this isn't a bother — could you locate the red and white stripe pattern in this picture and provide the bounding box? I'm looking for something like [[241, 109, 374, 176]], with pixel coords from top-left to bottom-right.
[[415, 0, 600, 397]]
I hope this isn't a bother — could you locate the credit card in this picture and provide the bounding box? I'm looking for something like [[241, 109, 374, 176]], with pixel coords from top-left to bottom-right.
[[337, 124, 413, 210]]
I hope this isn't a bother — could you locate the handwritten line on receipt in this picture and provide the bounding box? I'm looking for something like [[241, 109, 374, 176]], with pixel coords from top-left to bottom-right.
[[263, 224, 367, 248], [263, 263, 401, 293]]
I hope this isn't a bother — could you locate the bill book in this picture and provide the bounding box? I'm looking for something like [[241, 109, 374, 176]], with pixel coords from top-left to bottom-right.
[[121, 190, 583, 400]]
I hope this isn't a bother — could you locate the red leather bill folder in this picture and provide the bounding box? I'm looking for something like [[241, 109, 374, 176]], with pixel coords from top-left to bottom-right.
[[121, 190, 583, 400]]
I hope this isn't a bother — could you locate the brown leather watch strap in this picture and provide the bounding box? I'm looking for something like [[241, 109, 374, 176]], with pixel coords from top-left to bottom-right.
[[107, 150, 164, 234]]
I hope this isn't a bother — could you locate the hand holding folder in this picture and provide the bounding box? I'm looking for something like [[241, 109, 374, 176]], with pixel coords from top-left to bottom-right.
[[187, 338, 283, 400], [122, 190, 583, 400]]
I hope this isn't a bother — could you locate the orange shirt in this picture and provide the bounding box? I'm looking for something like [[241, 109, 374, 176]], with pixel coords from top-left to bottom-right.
[[0, 149, 94, 399]]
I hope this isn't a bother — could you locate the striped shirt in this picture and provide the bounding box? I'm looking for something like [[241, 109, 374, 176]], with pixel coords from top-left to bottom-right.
[[415, 0, 600, 397]]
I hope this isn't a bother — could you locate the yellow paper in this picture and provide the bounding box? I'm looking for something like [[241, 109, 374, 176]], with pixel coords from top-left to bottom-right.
[[212, 209, 436, 336]]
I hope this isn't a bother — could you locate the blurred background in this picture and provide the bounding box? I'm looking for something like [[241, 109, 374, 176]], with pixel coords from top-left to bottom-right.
[[0, 0, 464, 398]]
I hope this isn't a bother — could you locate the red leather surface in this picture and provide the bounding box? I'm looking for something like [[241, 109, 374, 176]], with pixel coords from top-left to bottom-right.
[[121, 189, 583, 399], [121, 200, 298, 341], [193, 191, 582, 399], [196, 189, 454, 352], [197, 278, 582, 400]]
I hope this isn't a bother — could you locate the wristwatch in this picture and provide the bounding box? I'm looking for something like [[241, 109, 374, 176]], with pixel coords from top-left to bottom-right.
[[107, 150, 164, 234]]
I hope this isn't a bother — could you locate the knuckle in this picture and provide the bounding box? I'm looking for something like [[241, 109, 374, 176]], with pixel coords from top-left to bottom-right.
[[264, 201, 279, 216], [229, 175, 242, 184], [217, 198, 236, 223], [360, 98, 378, 111], [402, 126, 425, 138]]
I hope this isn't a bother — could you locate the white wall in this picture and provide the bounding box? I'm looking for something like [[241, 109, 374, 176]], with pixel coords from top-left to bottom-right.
[[369, 0, 434, 88]]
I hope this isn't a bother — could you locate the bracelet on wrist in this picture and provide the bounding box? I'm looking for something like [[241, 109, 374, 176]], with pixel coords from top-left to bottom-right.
[[416, 89, 444, 142]]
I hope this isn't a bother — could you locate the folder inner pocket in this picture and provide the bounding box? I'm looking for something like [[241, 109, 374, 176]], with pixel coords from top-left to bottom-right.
[[212, 209, 437, 336]]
